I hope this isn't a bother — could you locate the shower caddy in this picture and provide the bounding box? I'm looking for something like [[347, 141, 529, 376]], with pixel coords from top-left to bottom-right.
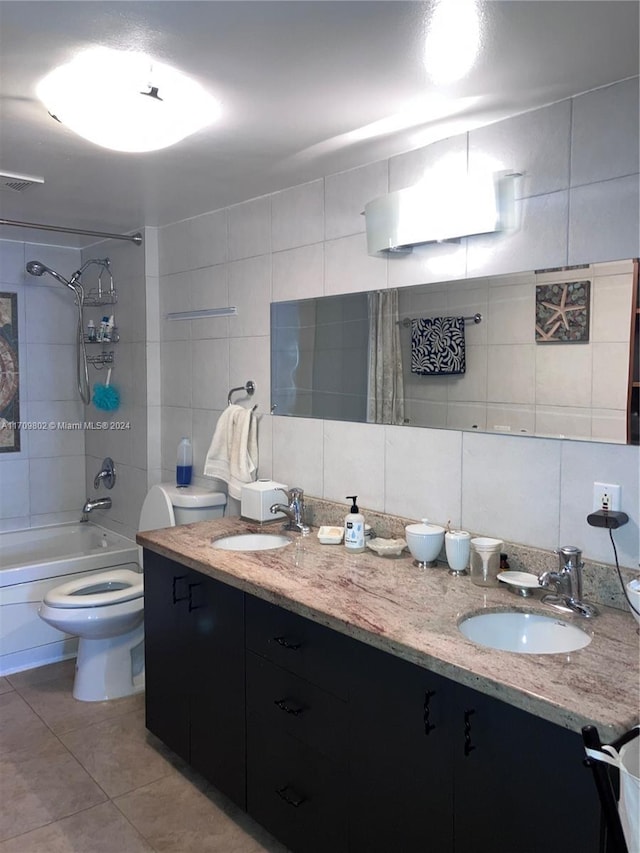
[[83, 267, 118, 368]]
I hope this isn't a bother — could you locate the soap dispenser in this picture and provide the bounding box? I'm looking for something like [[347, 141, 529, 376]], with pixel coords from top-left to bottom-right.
[[344, 495, 365, 553]]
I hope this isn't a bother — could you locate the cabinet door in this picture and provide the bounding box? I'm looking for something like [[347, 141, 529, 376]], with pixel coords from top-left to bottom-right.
[[189, 572, 246, 808], [143, 550, 190, 761], [247, 715, 348, 853], [348, 640, 454, 853], [452, 683, 601, 853]]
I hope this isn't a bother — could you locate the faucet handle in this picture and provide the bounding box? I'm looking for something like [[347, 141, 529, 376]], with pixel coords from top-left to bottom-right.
[[556, 545, 583, 570]]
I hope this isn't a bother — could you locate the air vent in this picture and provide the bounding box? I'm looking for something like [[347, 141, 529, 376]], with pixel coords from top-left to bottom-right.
[[0, 171, 45, 192]]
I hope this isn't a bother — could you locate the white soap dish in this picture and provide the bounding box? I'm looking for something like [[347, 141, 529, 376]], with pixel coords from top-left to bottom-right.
[[497, 571, 541, 597], [367, 537, 407, 558], [318, 526, 344, 545]]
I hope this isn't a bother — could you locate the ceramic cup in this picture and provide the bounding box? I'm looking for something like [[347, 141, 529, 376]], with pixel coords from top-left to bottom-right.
[[445, 530, 471, 575], [469, 537, 503, 587]]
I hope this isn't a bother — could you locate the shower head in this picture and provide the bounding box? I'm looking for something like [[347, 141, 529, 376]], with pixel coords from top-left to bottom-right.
[[26, 260, 77, 292], [25, 260, 47, 276]]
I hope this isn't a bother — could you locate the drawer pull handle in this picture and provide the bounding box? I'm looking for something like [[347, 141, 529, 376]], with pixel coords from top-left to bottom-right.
[[274, 698, 306, 716], [464, 708, 476, 757], [423, 689, 436, 735], [188, 582, 203, 612], [273, 636, 302, 650], [172, 575, 189, 604], [276, 784, 306, 807]]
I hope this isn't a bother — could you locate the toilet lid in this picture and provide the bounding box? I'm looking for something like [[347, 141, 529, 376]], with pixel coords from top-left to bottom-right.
[[139, 484, 176, 531], [43, 568, 143, 609]]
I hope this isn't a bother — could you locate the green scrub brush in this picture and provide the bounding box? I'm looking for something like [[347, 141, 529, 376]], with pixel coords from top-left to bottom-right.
[[93, 368, 120, 412]]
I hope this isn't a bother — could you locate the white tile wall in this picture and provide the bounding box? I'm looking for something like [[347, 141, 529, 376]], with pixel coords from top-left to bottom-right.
[[272, 416, 324, 498], [570, 77, 640, 187], [324, 161, 388, 240], [560, 441, 638, 567], [272, 243, 324, 301], [461, 432, 562, 549], [324, 233, 387, 295], [272, 180, 324, 252], [29, 455, 86, 515], [228, 197, 270, 261], [467, 190, 570, 277], [323, 420, 386, 510], [385, 425, 463, 525], [228, 255, 271, 336], [468, 100, 571, 199], [535, 345, 592, 408], [568, 174, 640, 264], [0, 240, 89, 528]]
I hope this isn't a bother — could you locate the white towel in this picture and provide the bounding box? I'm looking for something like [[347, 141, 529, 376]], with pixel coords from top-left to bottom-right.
[[203, 405, 258, 499]]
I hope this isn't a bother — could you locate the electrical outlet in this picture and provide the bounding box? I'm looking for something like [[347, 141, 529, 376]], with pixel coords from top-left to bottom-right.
[[593, 482, 621, 512]]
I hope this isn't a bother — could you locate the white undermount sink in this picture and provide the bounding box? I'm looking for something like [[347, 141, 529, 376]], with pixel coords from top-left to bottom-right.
[[211, 533, 292, 551], [458, 610, 592, 655]]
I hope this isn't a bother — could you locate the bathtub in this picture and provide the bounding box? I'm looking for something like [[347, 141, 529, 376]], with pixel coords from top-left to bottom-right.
[[0, 522, 138, 676]]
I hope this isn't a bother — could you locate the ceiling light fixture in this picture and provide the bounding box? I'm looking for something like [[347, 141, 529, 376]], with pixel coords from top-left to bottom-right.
[[424, 0, 482, 85], [36, 47, 221, 153]]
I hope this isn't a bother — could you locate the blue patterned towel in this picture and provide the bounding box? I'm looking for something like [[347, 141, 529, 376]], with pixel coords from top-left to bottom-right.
[[410, 317, 466, 375]]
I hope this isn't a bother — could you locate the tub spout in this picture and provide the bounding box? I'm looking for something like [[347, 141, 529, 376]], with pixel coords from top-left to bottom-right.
[[80, 496, 112, 522]]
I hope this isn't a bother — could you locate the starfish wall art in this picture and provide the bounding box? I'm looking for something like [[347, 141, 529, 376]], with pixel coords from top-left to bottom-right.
[[535, 280, 590, 343]]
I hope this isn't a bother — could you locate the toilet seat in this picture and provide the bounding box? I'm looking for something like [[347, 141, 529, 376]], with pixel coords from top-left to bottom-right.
[[43, 568, 143, 609]]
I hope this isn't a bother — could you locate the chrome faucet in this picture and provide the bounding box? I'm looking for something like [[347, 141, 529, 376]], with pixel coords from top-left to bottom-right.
[[539, 545, 598, 618], [80, 496, 112, 522], [270, 487, 309, 534]]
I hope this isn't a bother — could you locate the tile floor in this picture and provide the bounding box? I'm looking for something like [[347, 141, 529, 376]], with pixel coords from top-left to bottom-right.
[[0, 661, 289, 853]]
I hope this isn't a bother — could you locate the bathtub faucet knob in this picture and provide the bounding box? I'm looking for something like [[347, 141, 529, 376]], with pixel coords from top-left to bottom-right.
[[94, 457, 116, 490]]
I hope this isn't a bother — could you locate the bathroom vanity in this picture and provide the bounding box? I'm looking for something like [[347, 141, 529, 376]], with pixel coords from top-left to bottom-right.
[[138, 518, 639, 853]]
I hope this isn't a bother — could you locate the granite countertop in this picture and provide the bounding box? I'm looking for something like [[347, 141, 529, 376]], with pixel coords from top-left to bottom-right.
[[137, 517, 639, 739]]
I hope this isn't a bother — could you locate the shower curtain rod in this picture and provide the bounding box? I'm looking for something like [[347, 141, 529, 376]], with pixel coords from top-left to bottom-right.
[[0, 218, 143, 246]]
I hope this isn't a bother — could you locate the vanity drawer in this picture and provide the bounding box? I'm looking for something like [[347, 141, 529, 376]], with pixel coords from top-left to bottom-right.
[[246, 651, 348, 760], [245, 595, 351, 699], [247, 719, 348, 853]]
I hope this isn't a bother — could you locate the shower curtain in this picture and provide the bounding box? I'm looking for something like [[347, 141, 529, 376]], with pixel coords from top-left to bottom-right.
[[367, 289, 405, 425]]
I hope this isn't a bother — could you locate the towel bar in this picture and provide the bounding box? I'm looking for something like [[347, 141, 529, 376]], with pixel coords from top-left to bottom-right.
[[399, 313, 482, 327], [228, 380, 255, 406]]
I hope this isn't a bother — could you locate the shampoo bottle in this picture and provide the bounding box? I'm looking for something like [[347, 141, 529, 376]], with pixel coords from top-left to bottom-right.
[[344, 495, 365, 553], [176, 437, 193, 488]]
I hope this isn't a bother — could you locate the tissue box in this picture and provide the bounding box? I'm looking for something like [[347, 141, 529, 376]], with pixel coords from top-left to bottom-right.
[[241, 480, 288, 522]]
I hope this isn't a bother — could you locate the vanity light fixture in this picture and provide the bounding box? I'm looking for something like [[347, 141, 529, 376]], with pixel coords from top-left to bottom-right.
[[364, 171, 518, 255], [165, 307, 238, 321], [36, 48, 221, 153]]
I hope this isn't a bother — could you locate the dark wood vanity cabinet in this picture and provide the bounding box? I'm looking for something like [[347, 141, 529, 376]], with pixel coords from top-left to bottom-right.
[[144, 554, 602, 853], [245, 596, 350, 853], [350, 640, 601, 853], [143, 551, 245, 807]]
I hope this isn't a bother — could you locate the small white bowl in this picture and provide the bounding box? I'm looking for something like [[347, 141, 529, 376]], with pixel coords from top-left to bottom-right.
[[626, 578, 640, 626], [366, 537, 407, 558], [405, 519, 445, 567]]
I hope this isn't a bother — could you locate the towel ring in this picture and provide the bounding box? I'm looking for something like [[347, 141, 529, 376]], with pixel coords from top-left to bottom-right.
[[228, 380, 255, 406]]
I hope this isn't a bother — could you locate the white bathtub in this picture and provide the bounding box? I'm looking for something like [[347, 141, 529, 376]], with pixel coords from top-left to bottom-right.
[[0, 522, 138, 676]]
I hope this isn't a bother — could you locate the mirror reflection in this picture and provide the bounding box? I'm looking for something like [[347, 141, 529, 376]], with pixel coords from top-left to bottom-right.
[[271, 259, 637, 444]]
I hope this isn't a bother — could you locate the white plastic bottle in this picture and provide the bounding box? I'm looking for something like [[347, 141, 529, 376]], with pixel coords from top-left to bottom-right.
[[176, 437, 193, 488], [344, 495, 365, 553]]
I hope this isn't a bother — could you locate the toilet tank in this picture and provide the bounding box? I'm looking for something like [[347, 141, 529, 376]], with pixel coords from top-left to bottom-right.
[[139, 484, 226, 532], [168, 485, 226, 525]]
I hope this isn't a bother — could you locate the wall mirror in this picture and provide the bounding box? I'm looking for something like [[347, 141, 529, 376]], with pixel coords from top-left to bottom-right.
[[271, 258, 638, 445]]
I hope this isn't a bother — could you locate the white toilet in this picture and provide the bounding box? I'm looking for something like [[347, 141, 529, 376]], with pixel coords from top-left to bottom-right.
[[38, 484, 226, 702]]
